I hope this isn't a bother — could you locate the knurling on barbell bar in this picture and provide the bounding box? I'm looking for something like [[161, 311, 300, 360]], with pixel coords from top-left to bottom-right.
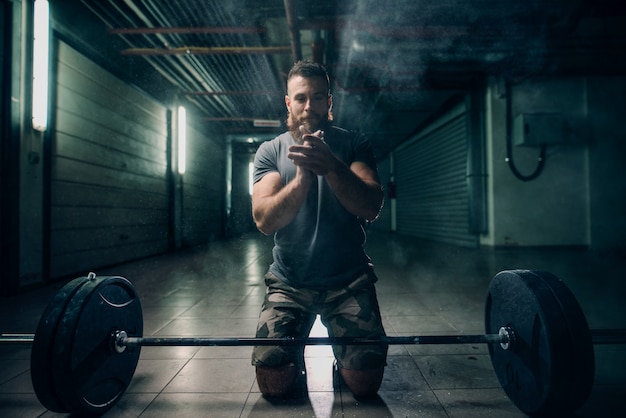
[[0, 270, 624, 416]]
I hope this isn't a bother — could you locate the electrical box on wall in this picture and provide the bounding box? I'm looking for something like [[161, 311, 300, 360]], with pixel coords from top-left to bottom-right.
[[514, 113, 563, 146], [514, 113, 590, 147]]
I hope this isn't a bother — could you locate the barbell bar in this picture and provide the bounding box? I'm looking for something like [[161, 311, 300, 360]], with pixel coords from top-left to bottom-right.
[[117, 332, 510, 348], [3, 328, 624, 347], [0, 269, 623, 417], [1, 330, 511, 347]]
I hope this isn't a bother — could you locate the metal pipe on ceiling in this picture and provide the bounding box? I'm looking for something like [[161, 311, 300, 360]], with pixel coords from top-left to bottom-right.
[[283, 0, 302, 62], [120, 46, 291, 56], [114, 0, 234, 116], [109, 26, 267, 35], [204, 117, 265, 121], [185, 91, 281, 96]]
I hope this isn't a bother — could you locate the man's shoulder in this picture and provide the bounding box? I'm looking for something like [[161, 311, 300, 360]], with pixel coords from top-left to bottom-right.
[[274, 131, 293, 141], [327, 125, 349, 136], [325, 126, 367, 149], [260, 131, 293, 148], [254, 132, 293, 179], [327, 125, 364, 140], [257, 131, 291, 152]]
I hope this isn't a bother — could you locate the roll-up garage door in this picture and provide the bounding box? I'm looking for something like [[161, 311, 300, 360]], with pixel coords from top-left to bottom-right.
[[394, 102, 477, 247], [182, 119, 224, 245], [50, 41, 169, 278]]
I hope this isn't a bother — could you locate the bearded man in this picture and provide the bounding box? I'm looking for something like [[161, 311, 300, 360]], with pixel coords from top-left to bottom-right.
[[251, 60, 387, 400]]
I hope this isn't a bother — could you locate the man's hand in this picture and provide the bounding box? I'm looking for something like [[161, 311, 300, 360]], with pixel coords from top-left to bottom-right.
[[288, 125, 339, 176], [288, 125, 383, 222]]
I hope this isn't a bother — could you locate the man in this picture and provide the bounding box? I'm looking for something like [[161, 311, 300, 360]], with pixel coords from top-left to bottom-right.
[[251, 60, 387, 399]]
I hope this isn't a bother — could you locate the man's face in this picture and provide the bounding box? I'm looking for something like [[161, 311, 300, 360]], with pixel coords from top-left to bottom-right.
[[285, 75, 331, 142]]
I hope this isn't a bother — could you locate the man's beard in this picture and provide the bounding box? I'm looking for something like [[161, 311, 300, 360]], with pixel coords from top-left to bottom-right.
[[287, 112, 329, 144]]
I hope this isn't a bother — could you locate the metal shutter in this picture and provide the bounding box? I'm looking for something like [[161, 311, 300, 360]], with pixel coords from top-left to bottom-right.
[[394, 102, 478, 247], [50, 41, 169, 278], [181, 120, 224, 245]]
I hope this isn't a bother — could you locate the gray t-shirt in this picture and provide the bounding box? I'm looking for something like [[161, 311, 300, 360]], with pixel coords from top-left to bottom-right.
[[253, 126, 378, 290]]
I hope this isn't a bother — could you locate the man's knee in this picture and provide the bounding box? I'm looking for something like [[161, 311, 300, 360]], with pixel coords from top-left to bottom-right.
[[256, 365, 306, 399], [339, 366, 385, 399]]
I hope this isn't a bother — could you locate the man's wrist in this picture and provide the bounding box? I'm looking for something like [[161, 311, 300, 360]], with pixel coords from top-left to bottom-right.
[[324, 158, 347, 179]]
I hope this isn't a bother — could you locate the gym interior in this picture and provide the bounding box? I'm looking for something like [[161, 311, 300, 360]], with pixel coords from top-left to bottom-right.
[[1, 1, 625, 417]]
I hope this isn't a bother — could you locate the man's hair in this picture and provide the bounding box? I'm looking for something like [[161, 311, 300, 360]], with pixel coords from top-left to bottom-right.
[[287, 60, 331, 96]]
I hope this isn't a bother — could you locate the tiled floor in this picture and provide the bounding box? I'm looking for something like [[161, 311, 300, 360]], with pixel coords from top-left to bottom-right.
[[1, 231, 625, 417]]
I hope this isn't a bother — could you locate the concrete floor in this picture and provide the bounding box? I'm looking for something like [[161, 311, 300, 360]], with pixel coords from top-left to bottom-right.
[[1, 231, 625, 417]]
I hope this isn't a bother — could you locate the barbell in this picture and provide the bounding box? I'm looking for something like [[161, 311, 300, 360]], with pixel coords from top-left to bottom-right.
[[1, 269, 624, 417]]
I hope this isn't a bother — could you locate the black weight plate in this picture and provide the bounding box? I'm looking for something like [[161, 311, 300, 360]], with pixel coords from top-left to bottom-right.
[[51, 276, 142, 415], [528, 270, 594, 411], [485, 270, 572, 416], [31, 276, 91, 413]]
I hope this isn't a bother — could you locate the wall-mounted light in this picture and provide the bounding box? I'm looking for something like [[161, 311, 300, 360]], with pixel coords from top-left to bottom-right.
[[177, 106, 186, 175], [32, 0, 50, 132]]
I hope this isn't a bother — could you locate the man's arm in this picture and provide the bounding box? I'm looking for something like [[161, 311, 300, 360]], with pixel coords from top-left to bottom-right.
[[325, 160, 384, 222], [252, 166, 314, 235]]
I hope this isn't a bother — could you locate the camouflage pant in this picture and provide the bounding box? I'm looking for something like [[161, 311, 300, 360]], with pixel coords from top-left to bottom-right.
[[251, 270, 388, 371]]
